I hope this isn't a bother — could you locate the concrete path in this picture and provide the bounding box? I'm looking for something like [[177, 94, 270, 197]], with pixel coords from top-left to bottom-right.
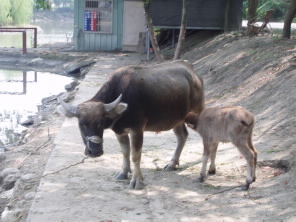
[[26, 52, 159, 221]]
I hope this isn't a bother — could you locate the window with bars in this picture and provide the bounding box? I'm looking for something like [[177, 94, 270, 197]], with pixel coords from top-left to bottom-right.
[[84, 0, 113, 33]]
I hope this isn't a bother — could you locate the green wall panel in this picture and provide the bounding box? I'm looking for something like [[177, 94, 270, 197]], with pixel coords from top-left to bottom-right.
[[74, 0, 123, 51]]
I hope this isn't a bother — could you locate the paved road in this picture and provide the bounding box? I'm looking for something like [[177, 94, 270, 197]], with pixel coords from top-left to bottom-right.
[[242, 20, 296, 29]]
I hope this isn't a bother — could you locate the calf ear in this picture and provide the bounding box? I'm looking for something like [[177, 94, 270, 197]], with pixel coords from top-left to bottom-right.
[[186, 123, 195, 129]]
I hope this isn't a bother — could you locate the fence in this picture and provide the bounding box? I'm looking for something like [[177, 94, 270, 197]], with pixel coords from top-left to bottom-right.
[[0, 27, 38, 54]]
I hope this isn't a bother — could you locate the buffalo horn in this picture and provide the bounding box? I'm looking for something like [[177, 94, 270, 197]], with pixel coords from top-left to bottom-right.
[[57, 96, 78, 116], [104, 94, 122, 112]]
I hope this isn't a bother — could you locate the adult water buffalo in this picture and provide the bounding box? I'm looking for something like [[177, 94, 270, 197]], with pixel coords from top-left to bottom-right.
[[59, 60, 205, 189]]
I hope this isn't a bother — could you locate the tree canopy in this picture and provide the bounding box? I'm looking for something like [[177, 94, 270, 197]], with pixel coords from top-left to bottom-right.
[[0, 0, 33, 25], [243, 0, 290, 21]]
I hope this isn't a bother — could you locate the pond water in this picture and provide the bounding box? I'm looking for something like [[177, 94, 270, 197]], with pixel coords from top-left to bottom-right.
[[0, 70, 74, 147], [0, 19, 73, 48], [0, 15, 75, 148]]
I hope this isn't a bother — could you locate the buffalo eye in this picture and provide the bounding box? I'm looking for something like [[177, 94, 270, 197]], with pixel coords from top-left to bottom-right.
[[79, 122, 88, 131], [103, 118, 113, 128], [97, 122, 102, 129]]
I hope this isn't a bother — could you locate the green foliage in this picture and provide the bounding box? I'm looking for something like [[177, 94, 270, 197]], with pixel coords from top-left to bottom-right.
[[257, 0, 289, 21], [0, 0, 12, 25], [9, 0, 33, 25], [0, 0, 33, 25], [243, 0, 290, 21], [52, 0, 73, 8], [144, 0, 152, 8], [34, 0, 52, 10]]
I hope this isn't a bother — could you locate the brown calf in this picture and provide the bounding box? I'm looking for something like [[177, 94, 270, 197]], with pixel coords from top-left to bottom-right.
[[186, 106, 257, 190]]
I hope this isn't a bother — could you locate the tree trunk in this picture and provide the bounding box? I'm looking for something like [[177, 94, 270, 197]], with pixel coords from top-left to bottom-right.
[[173, 0, 188, 60], [144, 1, 164, 61], [224, 0, 232, 32], [282, 0, 296, 39], [248, 0, 258, 24]]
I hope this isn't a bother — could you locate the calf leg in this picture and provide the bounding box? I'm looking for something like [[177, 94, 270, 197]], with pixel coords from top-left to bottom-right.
[[164, 123, 188, 171], [208, 142, 219, 175], [198, 141, 211, 182], [129, 130, 145, 190], [234, 140, 257, 190], [248, 134, 257, 181], [114, 134, 131, 180]]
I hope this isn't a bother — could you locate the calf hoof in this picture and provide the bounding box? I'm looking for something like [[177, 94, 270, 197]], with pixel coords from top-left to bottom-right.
[[241, 180, 252, 191], [241, 184, 250, 191], [163, 164, 177, 171], [114, 172, 129, 181], [163, 160, 179, 171], [242, 177, 255, 190], [129, 179, 145, 190], [196, 175, 205, 183], [163, 159, 179, 171]]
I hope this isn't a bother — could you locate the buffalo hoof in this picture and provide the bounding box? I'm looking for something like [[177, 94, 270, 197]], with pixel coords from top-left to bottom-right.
[[208, 169, 216, 175], [129, 179, 145, 190], [114, 172, 129, 180]]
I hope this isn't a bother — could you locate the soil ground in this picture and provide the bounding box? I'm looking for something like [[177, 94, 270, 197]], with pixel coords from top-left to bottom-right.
[[0, 32, 296, 221]]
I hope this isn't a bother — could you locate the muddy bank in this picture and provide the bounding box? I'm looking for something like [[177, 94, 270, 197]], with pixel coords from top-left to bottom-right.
[[0, 49, 96, 77], [0, 46, 93, 217]]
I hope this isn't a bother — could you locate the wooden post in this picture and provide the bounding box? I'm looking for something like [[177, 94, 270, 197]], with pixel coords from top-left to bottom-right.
[[23, 71, 27, 94], [22, 31, 27, 54], [33, 27, 37, 48]]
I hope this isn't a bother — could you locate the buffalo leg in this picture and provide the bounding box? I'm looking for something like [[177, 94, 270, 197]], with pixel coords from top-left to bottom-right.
[[129, 130, 145, 190], [114, 133, 131, 180], [164, 123, 188, 171]]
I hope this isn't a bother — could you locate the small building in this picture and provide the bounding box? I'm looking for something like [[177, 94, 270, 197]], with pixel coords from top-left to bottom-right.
[[150, 0, 243, 30], [73, 0, 242, 52], [73, 0, 146, 52]]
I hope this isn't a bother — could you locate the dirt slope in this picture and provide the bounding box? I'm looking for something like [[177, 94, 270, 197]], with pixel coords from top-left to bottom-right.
[[184, 34, 296, 163], [185, 34, 296, 220]]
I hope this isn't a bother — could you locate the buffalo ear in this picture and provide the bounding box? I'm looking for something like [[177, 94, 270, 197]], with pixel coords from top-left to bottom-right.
[[104, 94, 128, 117], [104, 94, 122, 112], [105, 102, 128, 118]]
